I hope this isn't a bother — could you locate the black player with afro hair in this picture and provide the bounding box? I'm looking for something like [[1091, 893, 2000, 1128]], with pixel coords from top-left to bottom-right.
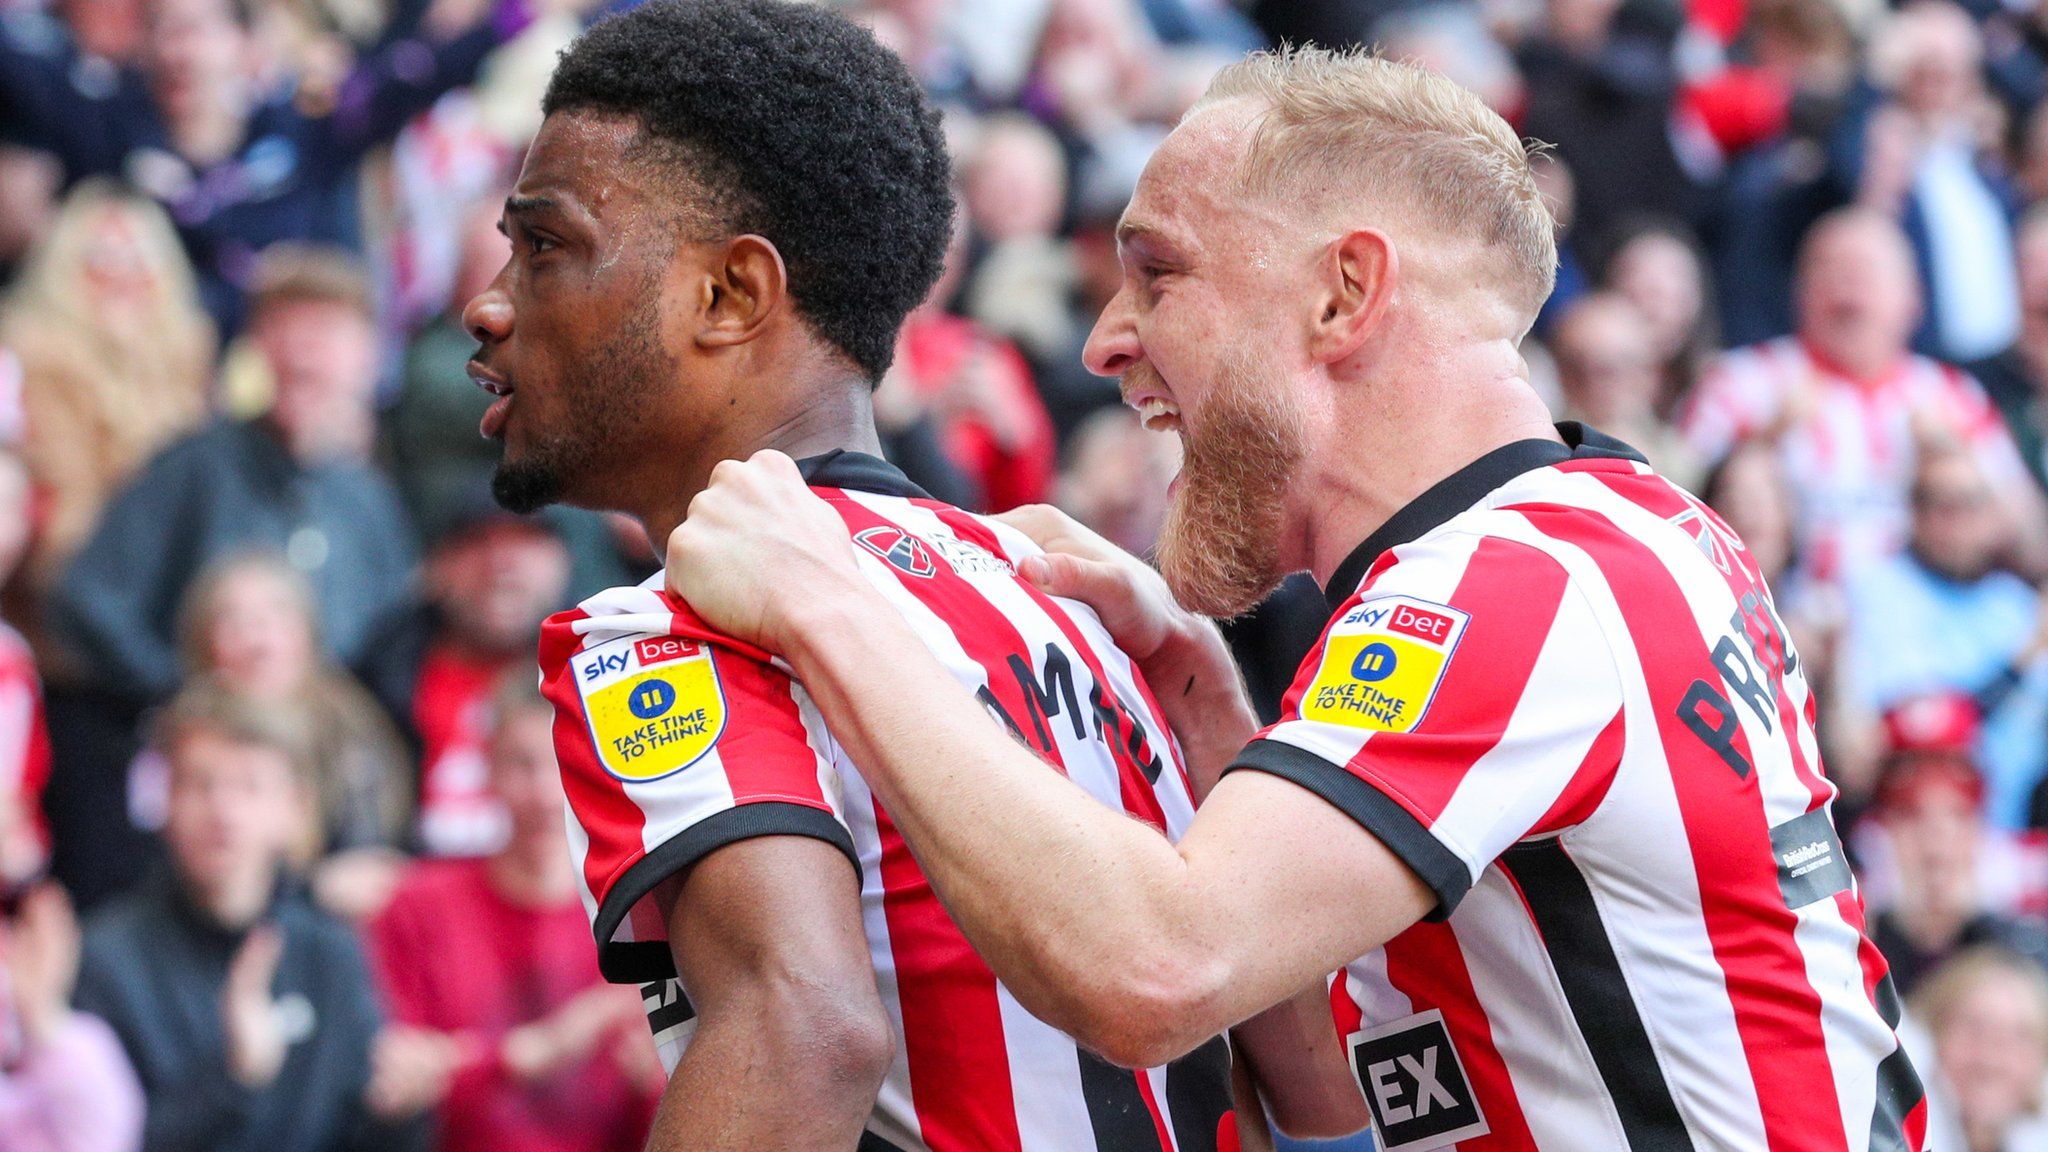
[[540, 0, 953, 382], [465, 0, 952, 523], [460, 2, 961, 1146]]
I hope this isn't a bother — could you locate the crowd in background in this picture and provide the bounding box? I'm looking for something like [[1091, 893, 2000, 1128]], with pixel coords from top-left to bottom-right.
[[4, 0, 2048, 1147]]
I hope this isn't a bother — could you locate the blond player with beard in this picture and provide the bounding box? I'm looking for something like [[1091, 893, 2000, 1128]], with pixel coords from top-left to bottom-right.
[[664, 48, 1929, 1152]]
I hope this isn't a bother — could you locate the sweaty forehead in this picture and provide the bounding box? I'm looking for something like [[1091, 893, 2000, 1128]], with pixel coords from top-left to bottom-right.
[[1123, 102, 1266, 251], [515, 112, 660, 223]]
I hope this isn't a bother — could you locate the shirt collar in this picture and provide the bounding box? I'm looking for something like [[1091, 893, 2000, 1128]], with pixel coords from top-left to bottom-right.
[[1321, 422, 1646, 610], [795, 449, 931, 500]]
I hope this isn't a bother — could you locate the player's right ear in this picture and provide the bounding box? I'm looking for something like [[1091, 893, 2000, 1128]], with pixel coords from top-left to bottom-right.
[[697, 234, 788, 350]]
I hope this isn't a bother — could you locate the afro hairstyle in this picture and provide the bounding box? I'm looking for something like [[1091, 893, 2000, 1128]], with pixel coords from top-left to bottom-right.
[[542, 0, 955, 381]]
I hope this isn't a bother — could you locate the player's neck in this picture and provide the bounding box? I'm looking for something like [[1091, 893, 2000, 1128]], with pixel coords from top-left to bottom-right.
[[1294, 339, 1558, 589], [635, 385, 883, 558]]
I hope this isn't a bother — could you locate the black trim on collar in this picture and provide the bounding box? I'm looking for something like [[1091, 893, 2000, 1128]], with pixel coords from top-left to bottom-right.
[[796, 449, 931, 500], [1321, 422, 1646, 610]]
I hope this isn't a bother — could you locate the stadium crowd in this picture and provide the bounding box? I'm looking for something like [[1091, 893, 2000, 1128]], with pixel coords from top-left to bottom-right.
[[4, 0, 2048, 1147]]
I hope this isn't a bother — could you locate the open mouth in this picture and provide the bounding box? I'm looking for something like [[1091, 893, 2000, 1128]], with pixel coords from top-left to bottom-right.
[[1128, 393, 1182, 432], [469, 360, 515, 440]]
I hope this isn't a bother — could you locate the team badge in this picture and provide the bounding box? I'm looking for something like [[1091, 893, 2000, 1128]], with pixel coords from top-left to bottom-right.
[[854, 526, 937, 578], [1303, 596, 1470, 733], [571, 635, 726, 782]]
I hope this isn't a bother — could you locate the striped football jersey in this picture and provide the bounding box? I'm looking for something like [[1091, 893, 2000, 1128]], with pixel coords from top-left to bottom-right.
[[1679, 336, 2029, 583], [1229, 424, 1925, 1152], [539, 450, 1233, 1152]]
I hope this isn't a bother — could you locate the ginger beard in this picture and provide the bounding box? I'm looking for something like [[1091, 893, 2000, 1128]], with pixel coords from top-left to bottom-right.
[[1147, 350, 1308, 618]]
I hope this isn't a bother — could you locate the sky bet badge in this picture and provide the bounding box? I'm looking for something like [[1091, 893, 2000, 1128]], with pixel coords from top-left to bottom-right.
[[1304, 596, 1470, 733], [572, 635, 726, 782]]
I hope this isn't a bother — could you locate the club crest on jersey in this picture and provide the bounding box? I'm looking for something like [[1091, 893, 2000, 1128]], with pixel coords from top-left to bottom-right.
[[1669, 506, 1742, 575], [854, 526, 937, 578], [571, 635, 726, 782], [1305, 597, 1470, 733]]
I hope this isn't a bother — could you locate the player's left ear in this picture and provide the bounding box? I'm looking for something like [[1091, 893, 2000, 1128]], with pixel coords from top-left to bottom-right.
[[697, 234, 788, 349], [1309, 228, 1397, 365]]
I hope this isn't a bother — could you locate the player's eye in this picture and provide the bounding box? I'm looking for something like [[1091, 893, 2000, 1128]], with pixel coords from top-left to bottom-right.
[[526, 231, 558, 257]]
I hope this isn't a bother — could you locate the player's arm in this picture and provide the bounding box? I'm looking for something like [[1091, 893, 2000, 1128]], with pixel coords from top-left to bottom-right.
[[988, 505, 1262, 799], [786, 606, 1427, 1064], [673, 454, 1622, 1083], [988, 507, 1370, 1136], [647, 835, 891, 1152], [537, 599, 892, 1149], [666, 454, 1434, 1068]]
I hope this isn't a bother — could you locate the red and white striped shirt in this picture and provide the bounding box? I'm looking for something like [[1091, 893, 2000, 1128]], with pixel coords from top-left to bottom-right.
[[539, 452, 1234, 1152], [1229, 425, 1924, 1152], [1680, 337, 2029, 582]]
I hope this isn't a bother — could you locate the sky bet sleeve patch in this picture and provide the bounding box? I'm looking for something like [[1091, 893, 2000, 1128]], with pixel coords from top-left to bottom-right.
[[1303, 596, 1472, 734], [571, 635, 727, 783]]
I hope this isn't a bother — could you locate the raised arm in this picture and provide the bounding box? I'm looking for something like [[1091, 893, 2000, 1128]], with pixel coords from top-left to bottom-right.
[[646, 835, 891, 1151], [312, 0, 523, 166]]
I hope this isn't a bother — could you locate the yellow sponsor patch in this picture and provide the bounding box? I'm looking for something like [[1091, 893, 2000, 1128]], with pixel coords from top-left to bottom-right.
[[572, 635, 727, 782], [1302, 596, 1471, 733]]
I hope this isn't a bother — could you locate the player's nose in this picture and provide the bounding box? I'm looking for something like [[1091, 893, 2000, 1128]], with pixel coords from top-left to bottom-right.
[[1083, 287, 1140, 379], [463, 285, 513, 345]]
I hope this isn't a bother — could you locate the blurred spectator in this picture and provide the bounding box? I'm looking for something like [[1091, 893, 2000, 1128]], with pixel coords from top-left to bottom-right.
[[1683, 207, 2040, 583], [1550, 291, 1703, 487], [0, 881, 144, 1152], [891, 224, 1057, 512], [1055, 406, 1179, 557], [1864, 0, 2022, 365], [49, 246, 415, 704], [175, 554, 411, 916], [1911, 946, 2048, 1151], [1866, 696, 2048, 992], [0, 145, 61, 286], [960, 113, 1076, 368], [1596, 218, 1718, 410], [1697, 439, 1865, 772], [0, 447, 49, 877], [1971, 205, 2048, 490], [1518, 0, 1706, 253], [358, 503, 568, 858], [0, 181, 214, 599], [366, 669, 657, 1152], [1702, 439, 1806, 602], [1027, 197, 1131, 442], [1842, 445, 2048, 827], [1707, 0, 1862, 347], [73, 685, 421, 1152], [0, 0, 524, 329], [387, 196, 507, 537], [869, 364, 984, 512], [1529, 151, 1589, 341]]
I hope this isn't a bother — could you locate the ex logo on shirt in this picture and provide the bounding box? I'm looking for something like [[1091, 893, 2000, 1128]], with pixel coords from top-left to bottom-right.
[[1348, 1009, 1489, 1152], [1305, 597, 1470, 733], [572, 635, 727, 783]]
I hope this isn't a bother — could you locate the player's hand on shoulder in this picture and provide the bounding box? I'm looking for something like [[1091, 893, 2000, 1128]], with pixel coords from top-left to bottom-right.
[[667, 450, 863, 653], [1000, 503, 1243, 699], [998, 503, 1190, 660]]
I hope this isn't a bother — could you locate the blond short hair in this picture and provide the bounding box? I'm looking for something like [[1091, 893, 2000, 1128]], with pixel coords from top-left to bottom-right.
[[1197, 47, 1557, 314]]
